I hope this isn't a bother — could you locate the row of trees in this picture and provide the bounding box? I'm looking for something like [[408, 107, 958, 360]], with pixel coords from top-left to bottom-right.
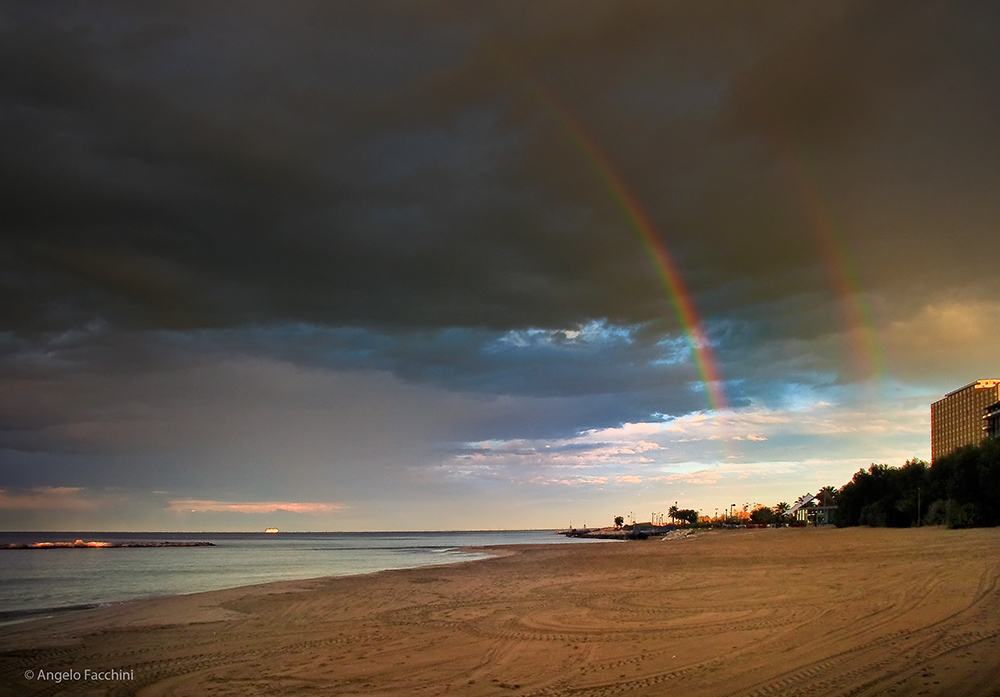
[[612, 438, 998, 531], [834, 439, 1000, 528], [748, 502, 789, 526], [667, 505, 699, 526]]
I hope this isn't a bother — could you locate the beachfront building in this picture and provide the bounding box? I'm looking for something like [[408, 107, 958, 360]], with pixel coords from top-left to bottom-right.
[[789, 494, 836, 526], [985, 401, 1000, 441], [930, 379, 1000, 462]]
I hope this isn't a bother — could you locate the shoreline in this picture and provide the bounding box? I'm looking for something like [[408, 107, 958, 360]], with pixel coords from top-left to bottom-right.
[[0, 540, 525, 630], [2, 527, 998, 696], [0, 529, 579, 622]]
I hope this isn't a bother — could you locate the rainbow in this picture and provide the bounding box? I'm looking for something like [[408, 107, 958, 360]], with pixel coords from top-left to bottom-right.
[[758, 115, 886, 388], [508, 67, 727, 414], [785, 157, 885, 386]]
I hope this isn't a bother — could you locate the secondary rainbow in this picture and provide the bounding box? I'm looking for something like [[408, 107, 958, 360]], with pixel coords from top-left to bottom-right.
[[785, 155, 886, 386], [760, 114, 886, 388]]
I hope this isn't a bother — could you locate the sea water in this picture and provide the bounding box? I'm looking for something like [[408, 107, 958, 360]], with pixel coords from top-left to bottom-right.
[[0, 530, 600, 623]]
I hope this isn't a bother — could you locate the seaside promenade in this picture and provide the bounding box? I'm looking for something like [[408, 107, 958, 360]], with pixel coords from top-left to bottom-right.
[[1, 526, 998, 696]]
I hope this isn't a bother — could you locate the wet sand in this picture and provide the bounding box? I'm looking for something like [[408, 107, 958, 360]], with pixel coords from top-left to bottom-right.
[[1, 526, 998, 696]]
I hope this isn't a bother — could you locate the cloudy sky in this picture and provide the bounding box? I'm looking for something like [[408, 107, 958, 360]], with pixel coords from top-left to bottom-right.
[[2, 1, 998, 531]]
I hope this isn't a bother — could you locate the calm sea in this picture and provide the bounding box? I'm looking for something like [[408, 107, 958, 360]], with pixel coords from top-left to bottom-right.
[[0, 530, 601, 624]]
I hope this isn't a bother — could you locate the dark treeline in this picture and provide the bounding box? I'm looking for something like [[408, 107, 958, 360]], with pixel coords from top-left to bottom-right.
[[836, 439, 1000, 528]]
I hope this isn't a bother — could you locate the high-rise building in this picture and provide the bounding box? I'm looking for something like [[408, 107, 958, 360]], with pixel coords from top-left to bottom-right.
[[930, 379, 1000, 462], [984, 401, 1000, 441]]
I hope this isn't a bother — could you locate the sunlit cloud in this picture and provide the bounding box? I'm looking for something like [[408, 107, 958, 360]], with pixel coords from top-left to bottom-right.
[[664, 470, 722, 486], [167, 499, 345, 515], [454, 399, 920, 465], [530, 476, 609, 487], [882, 301, 1000, 381], [0, 487, 98, 511], [438, 391, 932, 507], [492, 320, 637, 350]]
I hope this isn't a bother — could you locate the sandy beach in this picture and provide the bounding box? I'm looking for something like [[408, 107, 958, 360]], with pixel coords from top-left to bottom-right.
[[1, 526, 998, 697]]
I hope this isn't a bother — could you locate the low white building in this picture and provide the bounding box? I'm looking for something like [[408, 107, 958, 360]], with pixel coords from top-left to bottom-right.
[[789, 494, 836, 526]]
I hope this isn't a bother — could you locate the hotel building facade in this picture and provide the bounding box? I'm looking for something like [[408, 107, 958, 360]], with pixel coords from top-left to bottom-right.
[[930, 379, 1000, 462]]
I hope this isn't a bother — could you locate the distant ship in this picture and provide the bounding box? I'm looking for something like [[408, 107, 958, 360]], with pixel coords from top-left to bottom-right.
[[264, 528, 279, 534]]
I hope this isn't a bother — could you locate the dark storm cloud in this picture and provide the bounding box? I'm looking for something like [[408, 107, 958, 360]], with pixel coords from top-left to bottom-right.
[[0, 1, 648, 335], [0, 3, 781, 334], [4, 0, 998, 347], [719, 0, 1000, 297]]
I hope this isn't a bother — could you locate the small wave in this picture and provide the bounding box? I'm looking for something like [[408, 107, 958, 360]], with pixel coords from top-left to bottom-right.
[[0, 603, 101, 626]]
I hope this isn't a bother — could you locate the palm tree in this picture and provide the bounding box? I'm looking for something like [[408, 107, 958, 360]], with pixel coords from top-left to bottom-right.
[[817, 485, 838, 507], [668, 505, 679, 525], [774, 501, 791, 527], [815, 485, 840, 525]]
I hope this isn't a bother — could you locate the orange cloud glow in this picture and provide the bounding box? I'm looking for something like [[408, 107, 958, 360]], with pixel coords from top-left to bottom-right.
[[167, 499, 345, 514], [0, 487, 99, 511]]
